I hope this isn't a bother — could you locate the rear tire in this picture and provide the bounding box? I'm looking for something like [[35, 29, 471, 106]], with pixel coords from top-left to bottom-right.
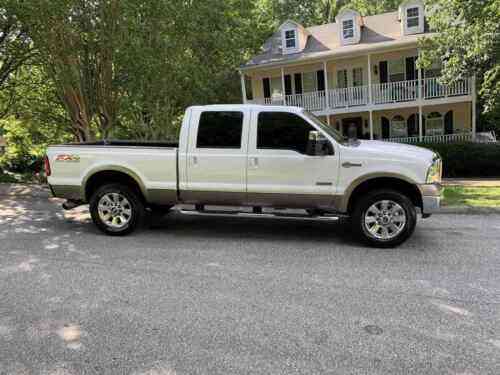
[[89, 183, 145, 236], [352, 189, 416, 248]]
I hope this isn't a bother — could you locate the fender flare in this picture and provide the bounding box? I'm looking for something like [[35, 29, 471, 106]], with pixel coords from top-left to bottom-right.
[[82, 165, 148, 201], [339, 172, 419, 213]]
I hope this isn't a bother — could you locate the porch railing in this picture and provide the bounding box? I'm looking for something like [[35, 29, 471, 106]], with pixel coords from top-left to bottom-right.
[[329, 86, 369, 108], [423, 77, 471, 99], [372, 79, 419, 104], [382, 131, 496, 144], [247, 77, 472, 112]]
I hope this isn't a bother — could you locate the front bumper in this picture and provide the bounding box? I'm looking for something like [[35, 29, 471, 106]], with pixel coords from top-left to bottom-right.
[[418, 183, 443, 214]]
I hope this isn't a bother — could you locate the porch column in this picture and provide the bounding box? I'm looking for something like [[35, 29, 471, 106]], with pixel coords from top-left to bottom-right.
[[281, 67, 286, 105], [367, 54, 372, 104], [323, 61, 330, 109], [419, 105, 423, 141], [240, 72, 247, 104], [369, 110, 374, 140], [472, 75, 477, 139], [418, 63, 423, 141]]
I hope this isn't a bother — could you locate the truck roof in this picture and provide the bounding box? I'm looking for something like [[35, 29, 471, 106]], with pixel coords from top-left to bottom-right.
[[187, 104, 304, 113]]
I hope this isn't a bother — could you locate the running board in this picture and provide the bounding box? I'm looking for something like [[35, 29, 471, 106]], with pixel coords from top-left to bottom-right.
[[176, 208, 345, 221]]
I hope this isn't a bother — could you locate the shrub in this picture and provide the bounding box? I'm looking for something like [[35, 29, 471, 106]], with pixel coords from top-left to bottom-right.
[[415, 142, 500, 178]]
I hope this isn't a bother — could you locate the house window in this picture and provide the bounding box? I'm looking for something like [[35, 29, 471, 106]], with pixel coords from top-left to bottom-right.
[[284, 29, 296, 49], [407, 7, 420, 28], [337, 69, 348, 88], [302, 71, 316, 92], [342, 19, 354, 39], [425, 60, 442, 78], [388, 58, 405, 82], [353, 68, 363, 87], [426, 112, 444, 135], [391, 115, 407, 138], [270, 77, 282, 97]]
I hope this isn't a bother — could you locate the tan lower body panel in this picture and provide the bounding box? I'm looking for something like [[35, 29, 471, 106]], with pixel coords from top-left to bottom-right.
[[179, 191, 246, 206], [147, 189, 178, 205], [179, 190, 343, 210]]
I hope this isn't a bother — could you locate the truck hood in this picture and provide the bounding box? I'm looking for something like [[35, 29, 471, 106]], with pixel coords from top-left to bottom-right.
[[353, 140, 436, 163]]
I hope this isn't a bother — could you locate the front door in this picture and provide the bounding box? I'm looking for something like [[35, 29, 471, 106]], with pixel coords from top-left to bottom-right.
[[342, 117, 363, 139], [246, 110, 339, 208], [185, 108, 250, 205]]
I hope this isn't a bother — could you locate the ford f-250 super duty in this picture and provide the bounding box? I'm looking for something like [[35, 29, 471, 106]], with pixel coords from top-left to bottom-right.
[[45, 105, 442, 247]]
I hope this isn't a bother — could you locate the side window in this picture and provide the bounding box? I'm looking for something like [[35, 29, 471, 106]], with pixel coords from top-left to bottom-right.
[[196, 111, 243, 149], [257, 112, 314, 154]]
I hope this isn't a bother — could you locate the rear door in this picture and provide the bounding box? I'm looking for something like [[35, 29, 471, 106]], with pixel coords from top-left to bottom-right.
[[246, 110, 339, 208], [184, 108, 250, 205]]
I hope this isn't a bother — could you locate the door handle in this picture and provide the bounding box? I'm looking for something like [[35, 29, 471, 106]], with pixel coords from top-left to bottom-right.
[[192, 156, 198, 165], [342, 162, 362, 168], [249, 157, 258, 168]]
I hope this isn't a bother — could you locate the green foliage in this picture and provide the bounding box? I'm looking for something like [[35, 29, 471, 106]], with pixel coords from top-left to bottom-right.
[[419, 0, 500, 117], [443, 186, 500, 207], [416, 142, 500, 177]]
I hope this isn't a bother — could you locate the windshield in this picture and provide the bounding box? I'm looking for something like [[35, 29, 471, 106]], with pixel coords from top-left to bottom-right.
[[302, 110, 347, 144]]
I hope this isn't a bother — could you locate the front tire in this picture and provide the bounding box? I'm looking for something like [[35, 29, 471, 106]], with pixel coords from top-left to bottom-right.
[[352, 189, 416, 248], [89, 183, 145, 236]]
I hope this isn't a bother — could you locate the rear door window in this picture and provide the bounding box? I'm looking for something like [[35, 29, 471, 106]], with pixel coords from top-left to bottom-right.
[[196, 111, 244, 149]]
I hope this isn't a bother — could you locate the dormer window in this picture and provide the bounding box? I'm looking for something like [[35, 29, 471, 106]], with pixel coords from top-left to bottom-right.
[[284, 29, 296, 49], [399, 0, 425, 35], [406, 7, 419, 28], [342, 19, 354, 39], [336, 9, 361, 45]]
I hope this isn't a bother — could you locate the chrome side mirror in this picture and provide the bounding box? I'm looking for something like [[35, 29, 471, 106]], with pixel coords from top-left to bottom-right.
[[307, 130, 334, 156]]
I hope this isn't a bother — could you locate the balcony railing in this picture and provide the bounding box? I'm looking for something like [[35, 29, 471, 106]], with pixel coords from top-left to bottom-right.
[[248, 78, 472, 112], [329, 86, 369, 108], [372, 79, 419, 104]]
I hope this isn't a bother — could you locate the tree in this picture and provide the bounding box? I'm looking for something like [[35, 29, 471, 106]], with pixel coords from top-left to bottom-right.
[[0, 4, 34, 90], [419, 0, 500, 121]]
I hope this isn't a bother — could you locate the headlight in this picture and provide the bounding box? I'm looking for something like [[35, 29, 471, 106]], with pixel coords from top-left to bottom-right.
[[426, 155, 442, 184]]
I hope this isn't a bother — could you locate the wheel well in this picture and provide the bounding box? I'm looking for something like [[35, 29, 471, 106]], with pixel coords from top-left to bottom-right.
[[347, 177, 422, 214], [85, 170, 145, 202]]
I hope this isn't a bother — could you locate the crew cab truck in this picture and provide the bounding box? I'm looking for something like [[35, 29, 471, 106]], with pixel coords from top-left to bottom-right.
[[45, 105, 442, 247]]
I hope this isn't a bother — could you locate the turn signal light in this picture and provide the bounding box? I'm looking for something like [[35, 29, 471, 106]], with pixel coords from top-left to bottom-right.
[[44, 155, 51, 177]]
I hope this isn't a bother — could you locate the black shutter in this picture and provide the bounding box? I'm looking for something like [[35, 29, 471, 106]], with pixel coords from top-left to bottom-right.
[[422, 116, 426, 136], [263, 78, 271, 98], [445, 110, 453, 134], [406, 57, 416, 80], [379, 61, 388, 83], [407, 114, 417, 136], [381, 117, 390, 138], [317, 70, 325, 91], [294, 73, 302, 94], [284, 75, 292, 96]]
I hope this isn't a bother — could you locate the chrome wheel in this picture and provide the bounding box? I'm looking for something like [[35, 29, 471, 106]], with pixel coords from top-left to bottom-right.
[[97, 193, 133, 229], [364, 200, 406, 241]]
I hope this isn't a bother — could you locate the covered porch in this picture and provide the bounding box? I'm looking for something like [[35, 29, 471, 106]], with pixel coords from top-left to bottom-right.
[[320, 102, 479, 143]]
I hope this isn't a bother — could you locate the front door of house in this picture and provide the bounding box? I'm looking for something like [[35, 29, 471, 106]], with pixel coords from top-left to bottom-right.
[[342, 117, 363, 139]]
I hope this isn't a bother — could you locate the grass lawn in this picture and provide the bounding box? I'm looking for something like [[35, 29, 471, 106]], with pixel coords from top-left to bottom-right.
[[443, 186, 500, 207]]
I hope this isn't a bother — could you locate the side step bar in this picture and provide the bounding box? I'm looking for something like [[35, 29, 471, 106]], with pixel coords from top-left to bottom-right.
[[177, 208, 346, 221]]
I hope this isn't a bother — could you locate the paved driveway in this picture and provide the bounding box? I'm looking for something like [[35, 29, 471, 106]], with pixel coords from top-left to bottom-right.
[[1, 195, 499, 374]]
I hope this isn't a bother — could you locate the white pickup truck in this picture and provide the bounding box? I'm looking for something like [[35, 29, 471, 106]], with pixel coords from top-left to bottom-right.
[[45, 105, 442, 247]]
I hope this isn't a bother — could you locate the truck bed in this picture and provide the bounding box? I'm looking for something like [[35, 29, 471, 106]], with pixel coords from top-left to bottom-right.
[[46, 142, 179, 204]]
